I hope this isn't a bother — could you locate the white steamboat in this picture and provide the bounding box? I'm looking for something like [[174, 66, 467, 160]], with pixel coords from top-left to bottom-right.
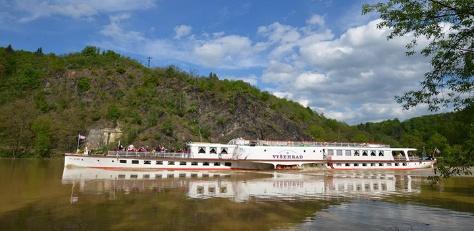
[[64, 138, 435, 170]]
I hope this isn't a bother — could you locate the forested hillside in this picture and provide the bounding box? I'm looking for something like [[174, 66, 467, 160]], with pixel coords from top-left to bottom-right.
[[0, 46, 471, 159], [356, 108, 473, 158], [0, 46, 365, 157]]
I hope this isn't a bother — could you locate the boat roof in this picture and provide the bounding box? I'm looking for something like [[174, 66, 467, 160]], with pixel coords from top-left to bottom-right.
[[227, 138, 391, 148]]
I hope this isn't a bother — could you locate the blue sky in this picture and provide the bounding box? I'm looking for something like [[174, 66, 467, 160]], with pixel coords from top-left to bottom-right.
[[0, 0, 440, 124]]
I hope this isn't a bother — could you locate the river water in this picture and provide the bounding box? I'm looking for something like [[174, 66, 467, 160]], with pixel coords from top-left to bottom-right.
[[0, 159, 472, 230]]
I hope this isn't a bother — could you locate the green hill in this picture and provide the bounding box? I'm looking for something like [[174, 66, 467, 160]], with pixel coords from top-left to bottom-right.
[[0, 46, 367, 157], [356, 107, 473, 161], [0, 46, 471, 160]]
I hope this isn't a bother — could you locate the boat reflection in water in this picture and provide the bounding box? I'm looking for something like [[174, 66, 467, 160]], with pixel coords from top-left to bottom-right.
[[62, 167, 421, 203]]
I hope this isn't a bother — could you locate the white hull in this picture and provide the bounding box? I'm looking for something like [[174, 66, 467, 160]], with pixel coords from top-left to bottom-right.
[[64, 154, 274, 170], [65, 154, 435, 171]]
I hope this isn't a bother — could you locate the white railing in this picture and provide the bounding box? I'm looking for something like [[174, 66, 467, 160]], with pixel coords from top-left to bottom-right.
[[393, 156, 421, 161], [252, 140, 390, 148], [107, 151, 190, 159]]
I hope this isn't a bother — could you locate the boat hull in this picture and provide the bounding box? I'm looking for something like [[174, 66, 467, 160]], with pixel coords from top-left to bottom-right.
[[64, 154, 274, 170], [65, 154, 435, 171]]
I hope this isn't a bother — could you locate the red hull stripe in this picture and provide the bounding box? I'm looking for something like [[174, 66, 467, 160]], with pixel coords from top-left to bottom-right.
[[328, 168, 424, 170]]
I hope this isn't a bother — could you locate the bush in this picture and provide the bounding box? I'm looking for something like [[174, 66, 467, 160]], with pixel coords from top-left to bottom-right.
[[77, 77, 90, 92], [106, 105, 121, 121], [31, 117, 53, 157]]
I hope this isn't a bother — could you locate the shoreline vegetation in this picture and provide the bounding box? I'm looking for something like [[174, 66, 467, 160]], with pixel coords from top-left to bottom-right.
[[0, 45, 472, 178]]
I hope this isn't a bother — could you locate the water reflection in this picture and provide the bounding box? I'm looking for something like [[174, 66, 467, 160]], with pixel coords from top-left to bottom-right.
[[1, 159, 473, 231], [62, 167, 421, 203]]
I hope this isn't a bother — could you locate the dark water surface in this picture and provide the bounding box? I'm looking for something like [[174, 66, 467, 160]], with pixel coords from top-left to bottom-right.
[[0, 159, 473, 230]]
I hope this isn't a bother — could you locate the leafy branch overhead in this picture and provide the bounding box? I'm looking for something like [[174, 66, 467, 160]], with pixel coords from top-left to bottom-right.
[[363, 0, 474, 111]]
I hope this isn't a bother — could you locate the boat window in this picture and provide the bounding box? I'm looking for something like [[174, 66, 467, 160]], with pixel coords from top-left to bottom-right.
[[191, 162, 198, 166], [203, 162, 209, 166], [156, 161, 163, 165], [132, 160, 139, 164], [155, 174, 162, 178], [197, 186, 204, 194], [143, 174, 150, 179], [179, 173, 186, 178], [370, 151, 376, 156], [370, 163, 375, 166], [379, 163, 384, 166], [354, 163, 359, 166], [144, 160, 151, 164], [198, 147, 206, 154], [373, 183, 379, 190], [336, 150, 343, 156], [120, 160, 127, 164], [362, 151, 368, 156], [214, 162, 220, 166], [220, 147, 228, 154], [336, 163, 342, 166], [209, 187, 216, 193], [362, 163, 367, 166], [220, 186, 227, 193], [403, 163, 407, 166], [210, 147, 217, 154], [168, 161, 175, 165], [345, 163, 350, 166], [345, 150, 351, 156], [130, 174, 138, 179], [395, 163, 399, 166], [180, 162, 187, 166], [387, 163, 392, 166], [354, 151, 360, 156], [328, 149, 334, 156], [379, 151, 384, 156], [224, 162, 232, 167]]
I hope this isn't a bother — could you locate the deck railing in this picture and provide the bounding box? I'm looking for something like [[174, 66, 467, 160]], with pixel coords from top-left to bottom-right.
[[393, 156, 422, 161], [107, 151, 190, 159], [252, 140, 390, 148]]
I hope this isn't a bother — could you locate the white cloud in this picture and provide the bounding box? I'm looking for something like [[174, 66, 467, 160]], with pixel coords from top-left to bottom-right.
[[261, 19, 433, 124], [193, 35, 261, 68], [96, 14, 436, 124], [7, 0, 156, 22], [306, 14, 325, 27], [174, 25, 192, 39], [98, 17, 265, 69]]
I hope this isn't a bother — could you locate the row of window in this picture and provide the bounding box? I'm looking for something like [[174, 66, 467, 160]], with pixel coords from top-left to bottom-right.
[[118, 173, 227, 179], [332, 162, 408, 167], [198, 147, 229, 154], [119, 159, 232, 167], [327, 149, 385, 157]]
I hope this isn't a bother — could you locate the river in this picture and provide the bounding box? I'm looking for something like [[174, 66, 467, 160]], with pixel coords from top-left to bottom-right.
[[0, 159, 472, 230]]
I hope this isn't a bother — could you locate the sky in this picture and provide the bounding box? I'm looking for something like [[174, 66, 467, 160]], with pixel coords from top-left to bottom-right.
[[0, 0, 443, 124]]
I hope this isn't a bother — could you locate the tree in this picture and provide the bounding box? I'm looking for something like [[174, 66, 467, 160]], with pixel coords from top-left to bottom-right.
[[31, 117, 53, 158], [363, 0, 473, 179], [5, 44, 13, 53], [81, 46, 100, 56], [363, 0, 473, 111], [35, 47, 43, 56]]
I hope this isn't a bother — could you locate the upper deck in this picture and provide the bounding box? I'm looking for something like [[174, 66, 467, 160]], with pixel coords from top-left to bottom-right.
[[226, 138, 390, 148]]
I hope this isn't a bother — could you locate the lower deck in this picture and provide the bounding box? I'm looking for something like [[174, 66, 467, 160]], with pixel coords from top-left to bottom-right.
[[65, 154, 435, 170]]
